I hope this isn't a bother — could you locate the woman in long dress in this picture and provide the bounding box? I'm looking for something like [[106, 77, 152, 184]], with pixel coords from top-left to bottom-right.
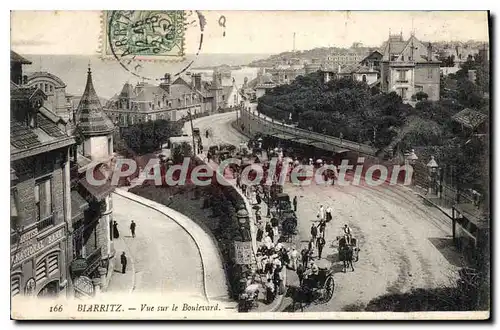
[[113, 221, 120, 239]]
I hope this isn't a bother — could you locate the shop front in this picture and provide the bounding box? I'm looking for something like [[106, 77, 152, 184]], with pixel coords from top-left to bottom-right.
[[11, 224, 68, 298]]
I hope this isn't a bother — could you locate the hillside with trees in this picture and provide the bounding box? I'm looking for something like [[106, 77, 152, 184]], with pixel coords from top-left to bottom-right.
[[258, 52, 489, 193]]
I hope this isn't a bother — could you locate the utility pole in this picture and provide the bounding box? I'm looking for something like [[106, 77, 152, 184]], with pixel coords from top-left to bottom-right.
[[293, 32, 296, 52], [188, 110, 196, 155]]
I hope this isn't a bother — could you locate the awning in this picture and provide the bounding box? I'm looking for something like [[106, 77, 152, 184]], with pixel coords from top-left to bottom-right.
[[79, 177, 114, 202], [71, 190, 89, 221]]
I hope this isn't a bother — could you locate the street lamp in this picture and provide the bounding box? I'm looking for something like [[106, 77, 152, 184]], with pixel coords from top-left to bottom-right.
[[407, 149, 418, 165], [237, 208, 251, 241], [426, 155, 439, 195]]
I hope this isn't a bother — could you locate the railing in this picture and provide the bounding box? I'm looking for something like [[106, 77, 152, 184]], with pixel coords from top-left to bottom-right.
[[37, 214, 55, 232], [242, 107, 377, 156], [83, 248, 102, 277], [396, 80, 409, 83]]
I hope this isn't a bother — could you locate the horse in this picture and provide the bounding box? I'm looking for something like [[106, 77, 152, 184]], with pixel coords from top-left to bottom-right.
[[337, 236, 355, 272], [339, 245, 354, 272]]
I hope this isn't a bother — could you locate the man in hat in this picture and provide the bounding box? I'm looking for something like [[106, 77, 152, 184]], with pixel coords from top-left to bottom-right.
[[316, 236, 326, 260], [325, 206, 333, 223], [120, 252, 127, 274], [130, 220, 136, 238], [310, 223, 318, 241]]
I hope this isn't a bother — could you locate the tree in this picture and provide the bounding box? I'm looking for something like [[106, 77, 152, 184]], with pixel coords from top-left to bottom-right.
[[415, 91, 429, 101]]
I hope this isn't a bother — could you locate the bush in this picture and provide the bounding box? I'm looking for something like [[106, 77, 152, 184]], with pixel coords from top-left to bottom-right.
[[415, 91, 429, 101]]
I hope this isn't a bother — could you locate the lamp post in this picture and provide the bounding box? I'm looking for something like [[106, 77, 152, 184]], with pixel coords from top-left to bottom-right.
[[427, 156, 439, 195], [237, 208, 251, 241], [187, 110, 196, 154]]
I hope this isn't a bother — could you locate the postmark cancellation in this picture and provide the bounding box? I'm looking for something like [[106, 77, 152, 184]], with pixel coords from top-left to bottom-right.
[[101, 10, 185, 62]]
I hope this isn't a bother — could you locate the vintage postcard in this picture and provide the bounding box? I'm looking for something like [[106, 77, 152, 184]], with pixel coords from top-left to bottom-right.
[[10, 10, 490, 320]]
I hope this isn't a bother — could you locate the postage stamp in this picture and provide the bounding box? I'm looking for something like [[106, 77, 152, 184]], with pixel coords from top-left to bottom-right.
[[101, 10, 186, 62]]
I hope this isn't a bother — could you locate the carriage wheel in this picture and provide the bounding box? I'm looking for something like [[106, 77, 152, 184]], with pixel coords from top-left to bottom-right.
[[322, 277, 335, 303]]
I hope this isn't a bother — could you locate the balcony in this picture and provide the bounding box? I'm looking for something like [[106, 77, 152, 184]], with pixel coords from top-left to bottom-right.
[[396, 80, 409, 84], [37, 214, 55, 232]]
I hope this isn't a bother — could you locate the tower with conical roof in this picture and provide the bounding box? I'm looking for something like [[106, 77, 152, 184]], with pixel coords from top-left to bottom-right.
[[210, 69, 223, 112], [75, 67, 115, 161]]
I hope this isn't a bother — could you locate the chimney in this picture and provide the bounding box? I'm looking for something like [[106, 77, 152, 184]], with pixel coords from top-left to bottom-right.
[[427, 42, 433, 62], [192, 73, 202, 91], [160, 73, 171, 94]]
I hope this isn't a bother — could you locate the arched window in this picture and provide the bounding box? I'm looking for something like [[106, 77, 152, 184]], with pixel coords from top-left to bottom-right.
[[362, 75, 367, 83]]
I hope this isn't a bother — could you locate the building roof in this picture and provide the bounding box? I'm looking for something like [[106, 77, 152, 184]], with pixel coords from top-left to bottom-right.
[[11, 51, 32, 64], [248, 73, 275, 89], [119, 82, 135, 98], [75, 68, 115, 136], [451, 108, 488, 129], [27, 72, 66, 87], [10, 85, 75, 159]]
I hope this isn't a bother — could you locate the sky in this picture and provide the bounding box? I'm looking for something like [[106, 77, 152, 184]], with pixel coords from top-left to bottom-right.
[[11, 11, 489, 55]]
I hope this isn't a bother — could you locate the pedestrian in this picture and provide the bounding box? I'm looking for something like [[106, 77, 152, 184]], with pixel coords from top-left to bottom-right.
[[319, 220, 326, 238], [310, 223, 318, 241], [130, 220, 136, 238], [317, 205, 325, 221], [293, 196, 298, 212], [326, 206, 332, 223], [289, 247, 299, 270], [273, 268, 281, 295], [256, 226, 264, 242], [296, 263, 305, 286], [301, 248, 310, 269], [265, 278, 275, 304], [113, 221, 120, 239], [317, 236, 326, 259], [256, 193, 262, 205], [120, 252, 127, 274]]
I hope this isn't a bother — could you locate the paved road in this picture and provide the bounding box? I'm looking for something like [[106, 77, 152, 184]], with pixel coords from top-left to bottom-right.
[[190, 112, 464, 312], [188, 111, 247, 147], [112, 193, 205, 299]]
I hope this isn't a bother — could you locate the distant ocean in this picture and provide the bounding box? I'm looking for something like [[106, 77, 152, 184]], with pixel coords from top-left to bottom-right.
[[22, 54, 271, 100]]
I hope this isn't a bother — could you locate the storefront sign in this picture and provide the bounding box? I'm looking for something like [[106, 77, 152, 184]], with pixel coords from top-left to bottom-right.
[[74, 276, 94, 297], [234, 241, 253, 265], [70, 258, 88, 275], [11, 228, 65, 265]]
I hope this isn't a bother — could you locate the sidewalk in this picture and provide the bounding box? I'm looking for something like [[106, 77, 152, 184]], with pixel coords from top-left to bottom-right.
[[105, 236, 136, 294]]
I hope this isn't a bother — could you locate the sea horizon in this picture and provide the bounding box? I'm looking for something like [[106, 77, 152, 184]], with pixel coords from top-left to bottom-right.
[[18, 53, 271, 100]]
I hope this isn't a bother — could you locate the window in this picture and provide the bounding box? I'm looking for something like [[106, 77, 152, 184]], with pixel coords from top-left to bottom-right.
[[362, 75, 367, 83], [35, 177, 53, 225], [11, 276, 20, 297], [11, 189, 19, 230], [401, 87, 408, 99], [401, 55, 405, 61], [49, 85, 53, 93], [427, 68, 433, 79], [73, 225, 85, 258], [108, 137, 112, 155], [44, 84, 48, 93]]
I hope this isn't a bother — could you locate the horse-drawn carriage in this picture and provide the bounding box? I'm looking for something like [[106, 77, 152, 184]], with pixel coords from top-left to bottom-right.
[[337, 235, 360, 272], [280, 209, 298, 241], [292, 261, 335, 310]]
